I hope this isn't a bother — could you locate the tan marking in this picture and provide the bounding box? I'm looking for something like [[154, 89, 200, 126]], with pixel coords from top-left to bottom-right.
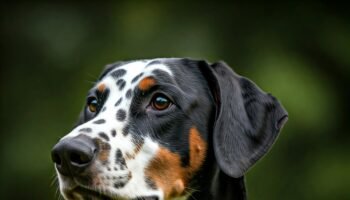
[[145, 147, 184, 199], [125, 152, 134, 160], [97, 83, 106, 92], [138, 77, 156, 91], [173, 179, 185, 196], [187, 127, 207, 177], [145, 127, 207, 199], [99, 151, 109, 162], [93, 138, 111, 164]]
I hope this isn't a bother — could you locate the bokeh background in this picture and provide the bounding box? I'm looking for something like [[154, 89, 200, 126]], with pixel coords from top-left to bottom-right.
[[1, 2, 349, 200]]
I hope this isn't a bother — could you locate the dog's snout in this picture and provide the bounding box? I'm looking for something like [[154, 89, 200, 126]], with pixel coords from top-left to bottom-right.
[[51, 135, 97, 176]]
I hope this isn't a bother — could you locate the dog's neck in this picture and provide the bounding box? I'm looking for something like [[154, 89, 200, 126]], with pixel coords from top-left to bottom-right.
[[210, 170, 246, 200], [177, 149, 246, 200], [184, 168, 246, 200], [179, 130, 247, 200]]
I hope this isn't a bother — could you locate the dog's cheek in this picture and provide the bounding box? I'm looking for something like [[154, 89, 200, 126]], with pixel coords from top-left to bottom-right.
[[145, 147, 184, 199], [187, 127, 207, 176], [144, 127, 207, 199]]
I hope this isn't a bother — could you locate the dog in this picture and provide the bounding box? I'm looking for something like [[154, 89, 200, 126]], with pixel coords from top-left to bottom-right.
[[51, 58, 288, 200]]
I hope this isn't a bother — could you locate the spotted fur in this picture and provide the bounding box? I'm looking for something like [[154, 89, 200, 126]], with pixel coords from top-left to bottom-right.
[[52, 58, 288, 200]]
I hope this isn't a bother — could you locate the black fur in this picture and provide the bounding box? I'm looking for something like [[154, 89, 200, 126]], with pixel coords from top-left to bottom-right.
[[194, 60, 288, 199], [75, 58, 287, 199]]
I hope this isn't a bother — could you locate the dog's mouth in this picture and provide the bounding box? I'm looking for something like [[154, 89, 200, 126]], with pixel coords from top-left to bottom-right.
[[71, 186, 116, 200], [58, 171, 160, 200], [66, 186, 159, 200]]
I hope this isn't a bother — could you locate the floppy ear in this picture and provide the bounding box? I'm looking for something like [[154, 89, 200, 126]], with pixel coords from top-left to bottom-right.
[[200, 61, 288, 178]]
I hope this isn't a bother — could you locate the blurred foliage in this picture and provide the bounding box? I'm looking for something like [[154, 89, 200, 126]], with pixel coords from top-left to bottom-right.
[[1, 2, 349, 200]]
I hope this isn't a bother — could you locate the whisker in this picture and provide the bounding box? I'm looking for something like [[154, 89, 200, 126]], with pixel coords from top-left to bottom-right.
[[50, 173, 58, 187], [85, 73, 98, 81], [183, 186, 198, 200], [84, 80, 97, 85]]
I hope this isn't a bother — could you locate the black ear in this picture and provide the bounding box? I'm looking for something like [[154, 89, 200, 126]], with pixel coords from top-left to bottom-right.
[[201, 61, 288, 178]]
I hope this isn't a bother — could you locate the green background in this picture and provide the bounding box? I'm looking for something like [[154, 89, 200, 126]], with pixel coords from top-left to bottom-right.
[[1, 2, 349, 200]]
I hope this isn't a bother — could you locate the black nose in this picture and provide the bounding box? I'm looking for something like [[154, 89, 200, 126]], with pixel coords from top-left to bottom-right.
[[51, 135, 97, 176]]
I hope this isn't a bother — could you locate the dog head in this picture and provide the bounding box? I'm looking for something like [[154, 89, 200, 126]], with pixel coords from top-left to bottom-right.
[[51, 58, 287, 200]]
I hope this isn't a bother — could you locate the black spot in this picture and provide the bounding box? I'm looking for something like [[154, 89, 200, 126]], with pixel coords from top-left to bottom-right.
[[93, 119, 106, 124], [116, 109, 127, 121], [115, 97, 122, 106], [117, 79, 126, 90], [125, 89, 132, 99], [122, 125, 130, 136], [101, 107, 106, 112], [115, 149, 127, 170], [114, 172, 132, 189], [98, 132, 110, 141], [111, 129, 117, 137], [111, 69, 126, 79], [99, 61, 134, 80], [116, 79, 123, 85], [114, 181, 126, 189], [131, 73, 144, 83], [79, 128, 92, 133]]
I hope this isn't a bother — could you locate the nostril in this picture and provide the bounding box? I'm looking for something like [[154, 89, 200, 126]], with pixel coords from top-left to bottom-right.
[[51, 135, 97, 175], [70, 151, 91, 165], [52, 152, 62, 165]]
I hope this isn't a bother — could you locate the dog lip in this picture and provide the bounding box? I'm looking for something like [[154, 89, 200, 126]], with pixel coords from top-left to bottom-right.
[[132, 196, 159, 200], [72, 186, 114, 200], [71, 186, 160, 200]]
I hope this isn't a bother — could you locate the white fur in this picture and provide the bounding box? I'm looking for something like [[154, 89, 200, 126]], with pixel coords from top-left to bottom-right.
[[57, 60, 174, 200]]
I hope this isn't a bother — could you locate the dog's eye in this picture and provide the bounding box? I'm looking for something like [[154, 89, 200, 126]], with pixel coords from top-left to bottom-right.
[[87, 97, 98, 113], [151, 94, 172, 111]]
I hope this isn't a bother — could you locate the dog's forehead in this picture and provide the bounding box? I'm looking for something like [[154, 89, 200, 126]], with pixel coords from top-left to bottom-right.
[[101, 60, 174, 85]]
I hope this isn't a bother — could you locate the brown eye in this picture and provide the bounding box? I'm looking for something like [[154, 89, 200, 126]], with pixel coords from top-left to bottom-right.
[[87, 97, 98, 113], [151, 94, 171, 111]]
